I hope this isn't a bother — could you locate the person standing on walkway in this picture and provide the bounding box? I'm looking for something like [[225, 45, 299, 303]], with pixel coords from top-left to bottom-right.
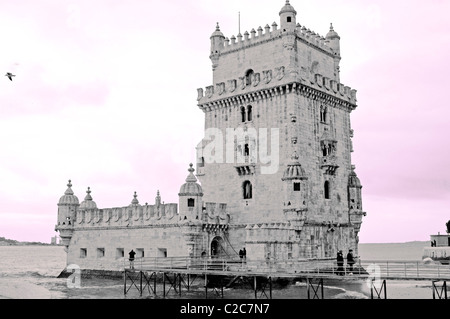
[[336, 250, 344, 276], [129, 249, 136, 269], [347, 249, 355, 274]]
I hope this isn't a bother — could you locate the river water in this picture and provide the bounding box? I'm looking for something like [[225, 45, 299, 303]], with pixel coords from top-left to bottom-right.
[[0, 243, 436, 299]]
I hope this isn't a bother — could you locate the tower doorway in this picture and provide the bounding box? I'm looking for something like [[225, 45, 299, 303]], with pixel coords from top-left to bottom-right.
[[210, 236, 224, 258]]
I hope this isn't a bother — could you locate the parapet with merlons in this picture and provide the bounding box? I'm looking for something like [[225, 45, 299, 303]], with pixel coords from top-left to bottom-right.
[[220, 22, 334, 57], [197, 67, 357, 111], [74, 203, 179, 228]]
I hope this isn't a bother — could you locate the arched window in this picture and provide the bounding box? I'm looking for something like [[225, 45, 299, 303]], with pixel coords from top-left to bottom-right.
[[320, 106, 327, 123], [247, 105, 252, 121], [324, 181, 330, 199], [241, 106, 246, 123], [243, 181, 252, 199], [188, 198, 195, 207], [244, 143, 250, 156], [245, 69, 254, 86]]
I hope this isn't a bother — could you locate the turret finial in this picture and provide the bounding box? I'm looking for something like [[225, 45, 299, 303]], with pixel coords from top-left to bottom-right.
[[131, 191, 139, 205], [216, 22, 220, 31], [64, 179, 74, 195], [84, 187, 93, 201], [185, 163, 197, 183], [330, 23, 334, 31]]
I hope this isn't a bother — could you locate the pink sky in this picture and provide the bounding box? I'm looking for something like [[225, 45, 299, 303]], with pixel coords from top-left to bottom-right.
[[0, 0, 449, 244]]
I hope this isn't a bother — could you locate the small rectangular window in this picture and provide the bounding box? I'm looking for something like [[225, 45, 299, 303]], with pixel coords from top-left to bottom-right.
[[136, 248, 144, 258], [293, 183, 301, 191], [116, 248, 124, 259], [158, 248, 167, 258], [97, 248, 105, 258], [80, 248, 87, 258], [188, 198, 195, 207], [287, 17, 292, 22]]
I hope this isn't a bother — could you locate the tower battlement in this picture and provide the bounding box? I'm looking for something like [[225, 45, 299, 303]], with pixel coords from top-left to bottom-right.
[[219, 23, 334, 57], [197, 68, 357, 108]]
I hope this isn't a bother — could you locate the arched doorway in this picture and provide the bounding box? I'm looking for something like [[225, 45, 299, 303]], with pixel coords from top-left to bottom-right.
[[210, 236, 224, 258]]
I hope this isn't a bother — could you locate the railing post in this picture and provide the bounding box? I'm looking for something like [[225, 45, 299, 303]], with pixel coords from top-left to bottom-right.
[[163, 272, 166, 298], [417, 262, 419, 278], [140, 271, 143, 296], [123, 269, 127, 295]]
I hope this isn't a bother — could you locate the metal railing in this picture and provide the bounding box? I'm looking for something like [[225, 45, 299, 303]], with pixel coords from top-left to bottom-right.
[[359, 260, 450, 280], [122, 257, 450, 280]]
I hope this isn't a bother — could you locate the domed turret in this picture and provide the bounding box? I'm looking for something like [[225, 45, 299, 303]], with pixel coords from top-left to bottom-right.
[[79, 187, 97, 210], [326, 23, 340, 40], [279, 0, 297, 31], [178, 164, 203, 221], [129, 191, 140, 207], [210, 22, 225, 39], [179, 163, 203, 196], [282, 152, 308, 230], [56, 180, 79, 248], [58, 180, 79, 206], [326, 23, 340, 57], [282, 152, 307, 181], [210, 23, 225, 70], [348, 167, 362, 189]]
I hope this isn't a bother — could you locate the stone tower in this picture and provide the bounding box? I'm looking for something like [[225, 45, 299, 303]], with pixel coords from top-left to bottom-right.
[[196, 1, 365, 260]]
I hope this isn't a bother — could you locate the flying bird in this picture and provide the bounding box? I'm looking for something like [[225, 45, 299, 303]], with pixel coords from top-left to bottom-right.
[[5, 72, 16, 81]]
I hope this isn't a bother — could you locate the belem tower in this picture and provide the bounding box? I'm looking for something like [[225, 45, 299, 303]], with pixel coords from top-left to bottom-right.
[[55, 1, 366, 271]]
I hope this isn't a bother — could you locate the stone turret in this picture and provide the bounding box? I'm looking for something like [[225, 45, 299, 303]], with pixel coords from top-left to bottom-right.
[[326, 23, 341, 81], [56, 180, 79, 249], [210, 23, 225, 71], [178, 163, 203, 221], [279, 0, 297, 32], [348, 165, 366, 253], [79, 187, 97, 210], [129, 191, 140, 207], [282, 152, 308, 230]]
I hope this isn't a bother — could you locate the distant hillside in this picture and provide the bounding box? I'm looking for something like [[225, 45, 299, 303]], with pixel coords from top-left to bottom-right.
[[0, 236, 51, 246]]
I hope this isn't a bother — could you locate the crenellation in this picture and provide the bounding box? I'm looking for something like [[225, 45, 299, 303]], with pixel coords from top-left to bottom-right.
[[198, 68, 357, 109], [73, 201, 182, 229], [272, 22, 278, 31]]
